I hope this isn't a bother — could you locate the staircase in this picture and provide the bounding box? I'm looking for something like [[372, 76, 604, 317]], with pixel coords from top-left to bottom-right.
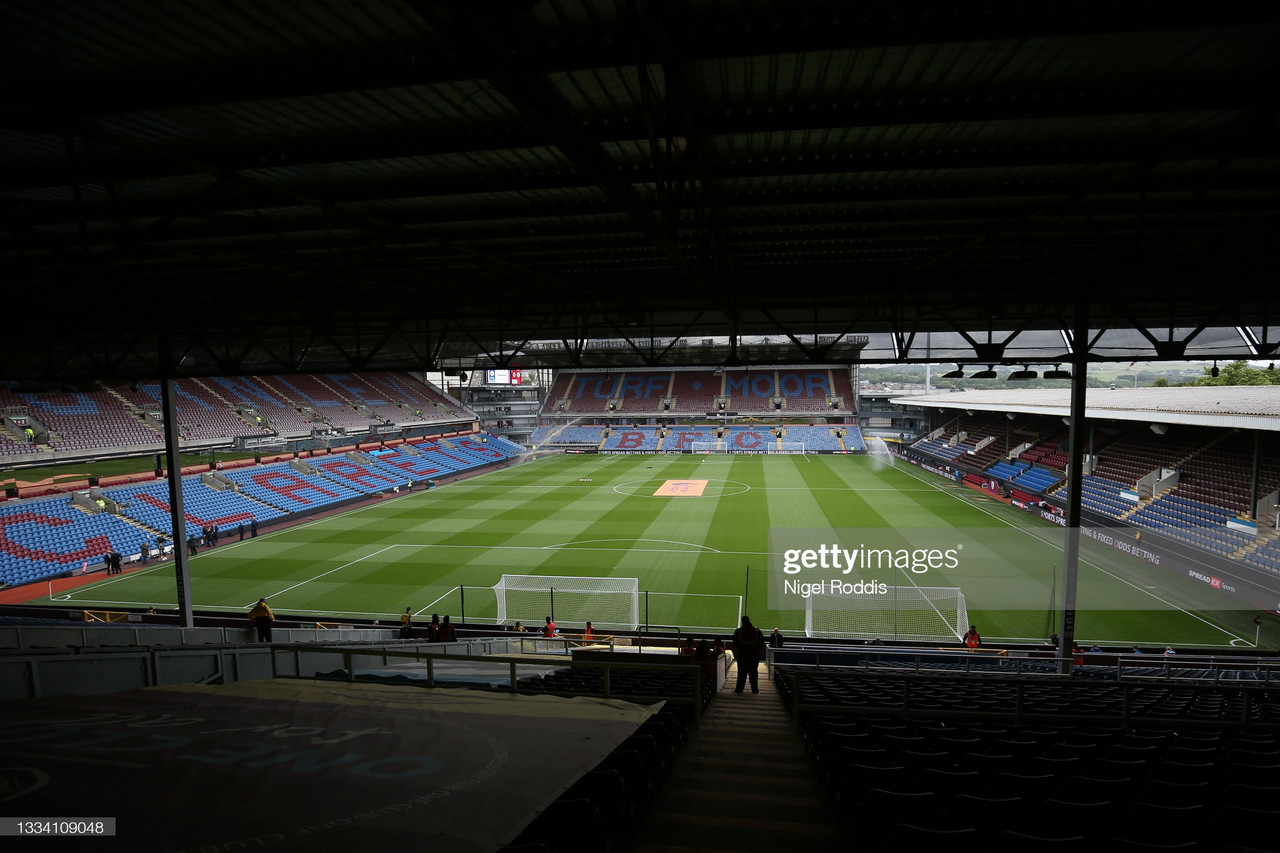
[[624, 662, 844, 852]]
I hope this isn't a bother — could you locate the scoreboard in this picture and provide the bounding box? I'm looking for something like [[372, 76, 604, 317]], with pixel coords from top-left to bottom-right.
[[485, 368, 522, 385]]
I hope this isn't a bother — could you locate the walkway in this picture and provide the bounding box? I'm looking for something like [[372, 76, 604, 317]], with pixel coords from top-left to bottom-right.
[[624, 661, 845, 852]]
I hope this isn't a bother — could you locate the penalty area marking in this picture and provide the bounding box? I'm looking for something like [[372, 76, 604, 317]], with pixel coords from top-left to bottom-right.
[[541, 538, 722, 553]]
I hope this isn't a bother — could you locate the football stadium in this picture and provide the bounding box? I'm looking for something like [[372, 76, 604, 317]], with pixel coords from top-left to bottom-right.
[[2, 4, 1280, 852]]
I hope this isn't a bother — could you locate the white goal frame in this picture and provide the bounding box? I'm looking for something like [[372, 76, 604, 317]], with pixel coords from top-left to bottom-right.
[[493, 574, 640, 632], [805, 585, 969, 643]]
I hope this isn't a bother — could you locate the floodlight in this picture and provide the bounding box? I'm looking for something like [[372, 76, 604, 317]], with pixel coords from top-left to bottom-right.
[[1043, 365, 1072, 380], [1007, 366, 1038, 380], [941, 365, 965, 379], [970, 365, 998, 379]]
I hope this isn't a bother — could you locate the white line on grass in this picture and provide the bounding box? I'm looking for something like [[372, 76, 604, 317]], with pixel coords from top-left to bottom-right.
[[47, 560, 179, 602], [386, 542, 766, 557], [540, 538, 722, 553], [244, 544, 400, 609], [895, 463, 1247, 645]]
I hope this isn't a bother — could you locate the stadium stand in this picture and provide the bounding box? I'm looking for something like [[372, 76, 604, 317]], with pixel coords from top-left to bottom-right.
[[669, 370, 718, 412], [206, 375, 320, 436], [321, 374, 420, 423], [781, 426, 843, 451], [535, 426, 606, 446], [0, 388, 161, 451], [0, 374, 474, 460], [117, 380, 272, 442], [310, 456, 412, 494], [775, 659, 1280, 850], [663, 425, 716, 452], [0, 496, 151, 585], [540, 367, 856, 418], [256, 374, 385, 433], [601, 427, 661, 451], [106, 479, 284, 540], [360, 372, 473, 421], [222, 461, 366, 512]]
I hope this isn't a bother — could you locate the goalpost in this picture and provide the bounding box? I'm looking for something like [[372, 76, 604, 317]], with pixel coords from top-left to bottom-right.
[[805, 586, 969, 643], [493, 574, 640, 632], [689, 441, 725, 454]]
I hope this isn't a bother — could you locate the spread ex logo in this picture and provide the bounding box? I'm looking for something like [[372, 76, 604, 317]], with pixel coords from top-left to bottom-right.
[[653, 479, 708, 497]]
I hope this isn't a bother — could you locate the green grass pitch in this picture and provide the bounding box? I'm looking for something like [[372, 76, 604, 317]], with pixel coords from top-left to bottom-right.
[[40, 453, 1280, 650]]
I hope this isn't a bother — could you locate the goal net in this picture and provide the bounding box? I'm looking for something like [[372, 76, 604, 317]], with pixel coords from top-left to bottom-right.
[[805, 585, 968, 643], [774, 441, 806, 455], [493, 574, 640, 632], [689, 441, 725, 454]]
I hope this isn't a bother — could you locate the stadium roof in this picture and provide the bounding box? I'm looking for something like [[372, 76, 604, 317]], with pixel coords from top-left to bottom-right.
[[893, 386, 1280, 432], [2, 2, 1279, 380]]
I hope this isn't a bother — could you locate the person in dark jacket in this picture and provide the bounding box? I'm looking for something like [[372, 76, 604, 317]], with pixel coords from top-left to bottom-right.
[[732, 616, 766, 694]]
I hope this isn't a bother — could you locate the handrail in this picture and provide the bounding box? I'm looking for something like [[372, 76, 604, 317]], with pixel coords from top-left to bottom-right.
[[271, 643, 705, 725]]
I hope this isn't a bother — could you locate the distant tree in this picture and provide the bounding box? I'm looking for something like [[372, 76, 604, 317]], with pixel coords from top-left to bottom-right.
[[1196, 360, 1280, 386]]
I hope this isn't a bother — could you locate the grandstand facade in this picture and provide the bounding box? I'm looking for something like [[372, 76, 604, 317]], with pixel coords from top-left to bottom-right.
[[530, 365, 865, 453], [0, 432, 523, 588], [894, 387, 1280, 614], [0, 371, 474, 465]]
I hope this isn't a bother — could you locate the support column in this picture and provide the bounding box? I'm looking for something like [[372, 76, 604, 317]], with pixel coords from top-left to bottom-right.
[[1249, 432, 1261, 520], [1058, 305, 1089, 673], [160, 376, 194, 628]]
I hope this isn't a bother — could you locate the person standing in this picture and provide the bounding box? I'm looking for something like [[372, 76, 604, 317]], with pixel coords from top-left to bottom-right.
[[731, 616, 766, 694], [583, 621, 595, 642], [250, 518, 259, 538], [248, 598, 275, 642], [400, 607, 413, 639], [238, 522, 246, 541], [139, 541, 150, 565], [963, 625, 981, 649]]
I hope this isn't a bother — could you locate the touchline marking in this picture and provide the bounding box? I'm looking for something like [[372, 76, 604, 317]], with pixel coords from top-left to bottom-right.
[[48, 560, 175, 601], [246, 544, 400, 609], [541, 538, 722, 553], [389, 541, 766, 557], [896, 463, 1246, 644]]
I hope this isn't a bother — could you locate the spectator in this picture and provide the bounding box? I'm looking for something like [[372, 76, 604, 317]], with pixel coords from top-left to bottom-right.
[[248, 598, 274, 642], [963, 625, 981, 648], [438, 615, 456, 643], [583, 621, 595, 641], [427, 613, 442, 642], [769, 627, 784, 649], [731, 616, 766, 694], [543, 616, 557, 638]]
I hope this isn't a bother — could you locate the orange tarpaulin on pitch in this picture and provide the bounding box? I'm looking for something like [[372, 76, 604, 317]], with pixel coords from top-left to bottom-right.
[[653, 479, 709, 496]]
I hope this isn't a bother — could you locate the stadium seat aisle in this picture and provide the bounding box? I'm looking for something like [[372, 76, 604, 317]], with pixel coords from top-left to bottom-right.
[[619, 661, 846, 853]]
